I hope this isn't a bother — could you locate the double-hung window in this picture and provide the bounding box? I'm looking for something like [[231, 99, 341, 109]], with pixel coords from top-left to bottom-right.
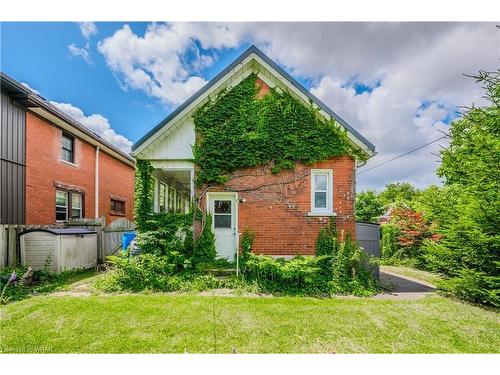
[[62, 134, 75, 163], [56, 191, 69, 221], [310, 169, 334, 215], [71, 194, 82, 218], [56, 190, 83, 222]]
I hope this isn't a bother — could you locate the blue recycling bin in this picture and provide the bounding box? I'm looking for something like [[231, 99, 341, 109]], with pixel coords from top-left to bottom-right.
[[122, 232, 136, 252]]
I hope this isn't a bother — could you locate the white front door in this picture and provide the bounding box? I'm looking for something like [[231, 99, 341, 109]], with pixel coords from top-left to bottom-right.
[[207, 193, 237, 260]]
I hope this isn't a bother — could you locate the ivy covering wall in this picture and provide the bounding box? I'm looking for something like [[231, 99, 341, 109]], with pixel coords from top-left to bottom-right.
[[134, 159, 154, 230], [193, 73, 367, 185]]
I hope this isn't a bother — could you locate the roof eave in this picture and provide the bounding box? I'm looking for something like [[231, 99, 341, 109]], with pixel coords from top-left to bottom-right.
[[132, 45, 376, 155], [1, 72, 135, 165]]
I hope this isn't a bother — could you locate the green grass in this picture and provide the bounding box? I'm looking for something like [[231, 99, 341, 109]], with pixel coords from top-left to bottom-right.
[[1, 268, 97, 304], [1, 293, 498, 353], [380, 265, 442, 286]]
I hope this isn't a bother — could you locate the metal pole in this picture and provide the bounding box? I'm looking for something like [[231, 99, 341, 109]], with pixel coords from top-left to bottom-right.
[[236, 245, 239, 277]]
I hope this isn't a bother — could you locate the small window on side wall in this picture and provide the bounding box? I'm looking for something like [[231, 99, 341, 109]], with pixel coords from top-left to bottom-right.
[[311, 169, 333, 215], [61, 134, 75, 163], [110, 198, 126, 216]]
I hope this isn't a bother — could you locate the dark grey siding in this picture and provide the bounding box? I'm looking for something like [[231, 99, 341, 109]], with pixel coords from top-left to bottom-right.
[[1, 90, 26, 224], [356, 222, 380, 278]]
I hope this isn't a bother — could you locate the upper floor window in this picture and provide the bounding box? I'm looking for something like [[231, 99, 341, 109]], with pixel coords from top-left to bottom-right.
[[62, 134, 75, 163], [310, 169, 333, 215]]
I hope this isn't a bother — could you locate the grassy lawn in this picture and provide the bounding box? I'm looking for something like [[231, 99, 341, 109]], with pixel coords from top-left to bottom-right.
[[1, 292, 499, 353], [380, 265, 442, 286]]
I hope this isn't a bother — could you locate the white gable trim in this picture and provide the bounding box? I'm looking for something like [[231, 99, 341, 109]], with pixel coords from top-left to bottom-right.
[[134, 54, 255, 157], [134, 52, 375, 159]]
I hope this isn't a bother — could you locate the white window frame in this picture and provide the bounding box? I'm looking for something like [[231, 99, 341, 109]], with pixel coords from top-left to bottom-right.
[[56, 190, 68, 222], [309, 169, 335, 216], [71, 193, 83, 219]]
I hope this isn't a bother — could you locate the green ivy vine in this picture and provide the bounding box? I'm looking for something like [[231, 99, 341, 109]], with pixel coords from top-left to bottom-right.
[[193, 73, 367, 185], [134, 159, 154, 230]]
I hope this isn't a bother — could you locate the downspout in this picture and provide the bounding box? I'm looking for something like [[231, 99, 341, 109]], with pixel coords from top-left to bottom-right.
[[95, 146, 100, 219]]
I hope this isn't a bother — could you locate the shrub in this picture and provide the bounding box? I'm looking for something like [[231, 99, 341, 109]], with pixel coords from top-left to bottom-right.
[[389, 207, 433, 261], [243, 254, 326, 294], [329, 234, 379, 295], [137, 212, 193, 257], [239, 229, 255, 266], [96, 255, 249, 294], [315, 219, 339, 257], [437, 269, 500, 307], [192, 214, 217, 269], [103, 254, 177, 292], [243, 238, 379, 297], [381, 224, 399, 258]]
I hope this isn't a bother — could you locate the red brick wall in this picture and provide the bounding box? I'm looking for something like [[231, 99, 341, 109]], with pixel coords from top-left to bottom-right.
[[98, 151, 134, 225], [198, 156, 356, 256], [25, 112, 134, 225]]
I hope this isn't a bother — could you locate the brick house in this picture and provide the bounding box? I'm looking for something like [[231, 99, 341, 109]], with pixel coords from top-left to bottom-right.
[[132, 46, 376, 259], [1, 72, 135, 225]]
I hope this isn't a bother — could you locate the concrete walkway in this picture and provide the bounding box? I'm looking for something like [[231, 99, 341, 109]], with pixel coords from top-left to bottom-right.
[[375, 269, 436, 300]]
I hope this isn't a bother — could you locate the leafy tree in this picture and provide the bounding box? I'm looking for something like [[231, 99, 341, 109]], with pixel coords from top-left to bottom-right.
[[424, 70, 500, 306], [379, 182, 419, 207], [389, 207, 435, 262], [355, 190, 384, 222]]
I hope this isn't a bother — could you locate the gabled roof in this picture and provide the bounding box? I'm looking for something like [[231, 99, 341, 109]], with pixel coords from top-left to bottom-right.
[[1, 71, 135, 166], [133, 45, 375, 155]]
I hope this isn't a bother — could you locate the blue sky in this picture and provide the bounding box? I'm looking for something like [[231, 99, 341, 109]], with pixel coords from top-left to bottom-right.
[[0, 22, 367, 145], [1, 22, 497, 190], [0, 22, 249, 143]]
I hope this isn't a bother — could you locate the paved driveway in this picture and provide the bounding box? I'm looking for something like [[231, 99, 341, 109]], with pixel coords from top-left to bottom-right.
[[375, 269, 436, 300]]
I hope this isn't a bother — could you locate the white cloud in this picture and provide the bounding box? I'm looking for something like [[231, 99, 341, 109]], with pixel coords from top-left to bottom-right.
[[20, 82, 40, 95], [96, 22, 499, 190], [68, 43, 93, 64], [97, 23, 245, 106], [79, 22, 97, 39], [51, 102, 133, 153], [304, 23, 497, 190]]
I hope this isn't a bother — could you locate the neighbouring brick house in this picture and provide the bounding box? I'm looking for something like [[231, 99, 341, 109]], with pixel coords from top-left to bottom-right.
[[1, 72, 135, 225], [132, 46, 376, 259]]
